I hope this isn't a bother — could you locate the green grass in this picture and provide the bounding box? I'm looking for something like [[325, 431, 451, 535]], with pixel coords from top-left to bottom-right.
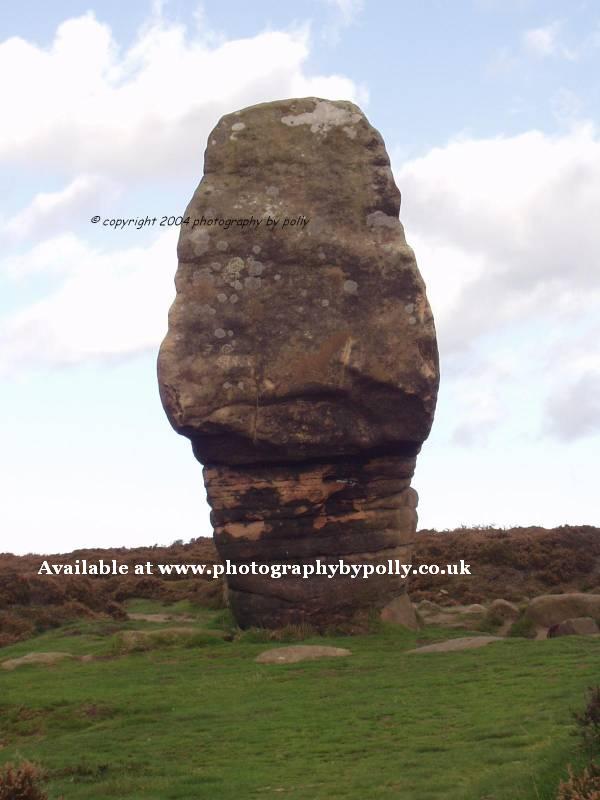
[[1, 600, 598, 799]]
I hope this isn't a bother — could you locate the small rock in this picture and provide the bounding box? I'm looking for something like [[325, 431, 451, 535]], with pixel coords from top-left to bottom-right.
[[417, 600, 441, 613], [1, 652, 74, 671], [407, 636, 503, 654], [547, 617, 600, 638], [463, 604, 487, 616], [525, 594, 600, 628], [488, 599, 520, 621], [380, 595, 421, 630], [255, 645, 351, 664]]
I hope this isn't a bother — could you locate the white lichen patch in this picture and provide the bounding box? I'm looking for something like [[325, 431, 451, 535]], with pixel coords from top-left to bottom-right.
[[366, 211, 400, 229], [408, 316, 417, 325], [280, 100, 362, 135], [252, 245, 261, 254], [343, 280, 358, 294], [404, 303, 415, 314], [217, 293, 228, 303], [216, 240, 229, 252], [223, 257, 245, 280], [214, 328, 226, 338], [248, 261, 264, 276], [188, 228, 210, 256], [229, 122, 246, 141]]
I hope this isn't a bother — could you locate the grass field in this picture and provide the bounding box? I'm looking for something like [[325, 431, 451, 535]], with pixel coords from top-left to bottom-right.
[[1, 599, 598, 799]]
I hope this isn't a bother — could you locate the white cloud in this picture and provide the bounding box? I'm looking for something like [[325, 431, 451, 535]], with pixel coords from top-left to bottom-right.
[[2, 233, 93, 280], [522, 20, 577, 60], [551, 87, 583, 123], [322, 0, 364, 26], [0, 11, 367, 375], [320, 0, 365, 44], [1, 175, 119, 246], [0, 13, 366, 179], [523, 21, 560, 56], [545, 371, 600, 440], [0, 230, 178, 374], [397, 124, 600, 348], [396, 123, 600, 443]]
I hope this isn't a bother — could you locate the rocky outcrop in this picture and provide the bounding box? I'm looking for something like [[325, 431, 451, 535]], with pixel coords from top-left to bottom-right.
[[158, 98, 439, 628]]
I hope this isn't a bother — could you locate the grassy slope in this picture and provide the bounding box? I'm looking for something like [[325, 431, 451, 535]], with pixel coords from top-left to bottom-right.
[[1, 602, 598, 800]]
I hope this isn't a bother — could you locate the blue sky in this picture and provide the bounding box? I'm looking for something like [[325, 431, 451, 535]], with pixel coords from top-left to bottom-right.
[[1, 0, 599, 554]]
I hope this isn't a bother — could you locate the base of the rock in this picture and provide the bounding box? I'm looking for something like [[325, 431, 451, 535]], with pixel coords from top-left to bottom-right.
[[203, 453, 419, 628]]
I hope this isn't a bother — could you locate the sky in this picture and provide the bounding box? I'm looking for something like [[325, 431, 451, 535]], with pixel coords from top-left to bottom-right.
[[1, 0, 599, 555]]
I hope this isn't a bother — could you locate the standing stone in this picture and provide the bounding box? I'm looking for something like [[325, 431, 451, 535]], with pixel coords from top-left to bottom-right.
[[158, 98, 439, 628]]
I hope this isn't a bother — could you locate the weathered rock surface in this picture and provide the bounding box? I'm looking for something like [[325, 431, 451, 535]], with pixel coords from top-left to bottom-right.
[[407, 636, 503, 654], [380, 594, 421, 630], [1, 652, 74, 670], [255, 645, 351, 664], [416, 601, 487, 629], [158, 98, 439, 628], [547, 617, 600, 638], [488, 599, 520, 622], [524, 594, 600, 628]]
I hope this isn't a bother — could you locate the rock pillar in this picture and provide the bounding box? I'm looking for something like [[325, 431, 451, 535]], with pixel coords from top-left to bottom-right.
[[158, 98, 439, 627]]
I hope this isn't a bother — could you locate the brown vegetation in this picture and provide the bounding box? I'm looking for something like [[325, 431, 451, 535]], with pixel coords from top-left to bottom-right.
[[0, 539, 222, 646], [411, 525, 600, 606], [0, 761, 48, 800], [557, 763, 600, 799], [1, 526, 599, 646]]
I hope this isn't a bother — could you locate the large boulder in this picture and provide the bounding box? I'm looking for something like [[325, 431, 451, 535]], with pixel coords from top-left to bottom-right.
[[416, 601, 487, 629], [524, 594, 600, 628], [488, 599, 520, 622], [158, 98, 439, 628]]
